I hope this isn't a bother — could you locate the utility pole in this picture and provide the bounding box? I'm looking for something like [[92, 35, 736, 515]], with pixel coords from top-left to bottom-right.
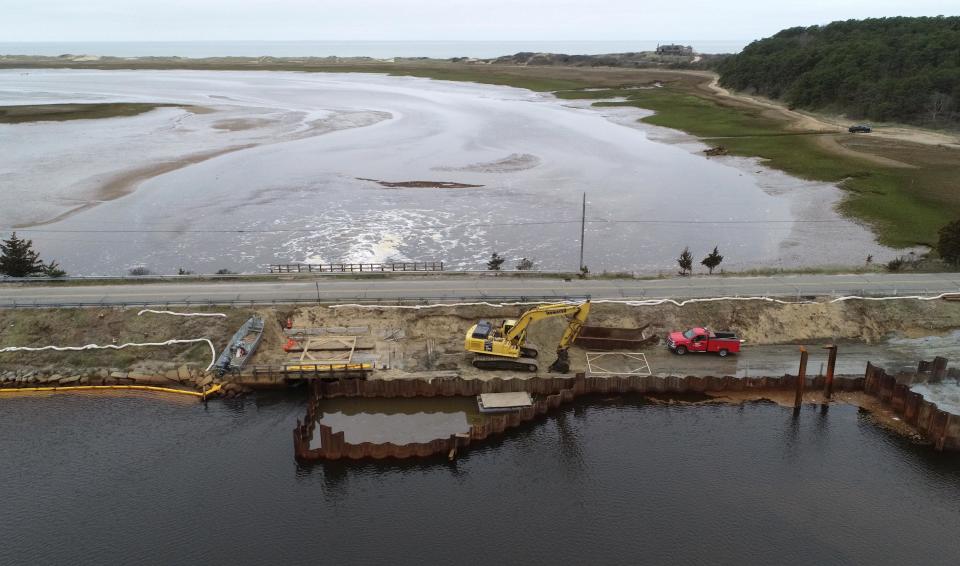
[[578, 192, 586, 274]]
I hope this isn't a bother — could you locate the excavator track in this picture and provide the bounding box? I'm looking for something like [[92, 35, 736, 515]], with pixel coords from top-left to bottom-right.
[[472, 354, 539, 372], [520, 343, 540, 359]]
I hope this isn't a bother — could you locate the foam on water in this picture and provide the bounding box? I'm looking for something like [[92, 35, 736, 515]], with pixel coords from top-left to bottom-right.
[[910, 382, 960, 416]]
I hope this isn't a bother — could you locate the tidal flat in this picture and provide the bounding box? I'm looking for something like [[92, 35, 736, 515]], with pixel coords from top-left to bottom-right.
[[0, 69, 902, 274]]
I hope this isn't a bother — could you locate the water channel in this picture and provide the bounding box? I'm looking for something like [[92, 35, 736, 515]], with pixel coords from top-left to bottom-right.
[[2, 391, 958, 565]]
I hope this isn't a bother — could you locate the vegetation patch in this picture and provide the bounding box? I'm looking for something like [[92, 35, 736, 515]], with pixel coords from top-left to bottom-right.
[[577, 86, 960, 247], [0, 307, 250, 371], [0, 102, 173, 124]]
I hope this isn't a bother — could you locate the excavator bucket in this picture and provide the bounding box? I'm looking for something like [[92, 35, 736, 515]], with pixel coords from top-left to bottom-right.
[[548, 350, 571, 374]]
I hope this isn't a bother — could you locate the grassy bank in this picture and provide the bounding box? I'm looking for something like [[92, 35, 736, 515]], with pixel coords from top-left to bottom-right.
[[558, 86, 960, 247], [3, 58, 683, 91], [0, 307, 251, 370], [0, 102, 174, 123]]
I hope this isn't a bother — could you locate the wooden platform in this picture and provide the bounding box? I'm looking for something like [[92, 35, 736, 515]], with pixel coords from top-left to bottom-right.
[[478, 392, 533, 413]]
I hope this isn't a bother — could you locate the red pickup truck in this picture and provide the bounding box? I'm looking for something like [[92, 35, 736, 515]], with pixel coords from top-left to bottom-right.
[[667, 327, 741, 357]]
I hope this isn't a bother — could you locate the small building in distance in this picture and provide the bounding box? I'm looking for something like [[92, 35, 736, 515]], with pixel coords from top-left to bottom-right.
[[656, 44, 694, 56]]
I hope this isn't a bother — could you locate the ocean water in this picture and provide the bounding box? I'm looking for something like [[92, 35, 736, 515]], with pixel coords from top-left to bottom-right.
[[0, 40, 747, 59]]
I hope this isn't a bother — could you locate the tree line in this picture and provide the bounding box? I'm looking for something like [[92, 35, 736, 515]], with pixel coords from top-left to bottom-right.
[[10, 228, 960, 278], [717, 16, 960, 127], [0, 233, 240, 278], [484, 247, 725, 275]]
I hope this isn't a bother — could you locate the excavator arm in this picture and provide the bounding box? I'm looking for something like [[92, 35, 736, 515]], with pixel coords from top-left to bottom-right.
[[556, 303, 591, 350], [507, 301, 591, 373], [546, 301, 591, 373], [503, 302, 591, 344]]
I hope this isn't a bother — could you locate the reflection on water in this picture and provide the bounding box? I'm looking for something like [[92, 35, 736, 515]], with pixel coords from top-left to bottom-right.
[[1, 393, 959, 565], [314, 396, 485, 445]]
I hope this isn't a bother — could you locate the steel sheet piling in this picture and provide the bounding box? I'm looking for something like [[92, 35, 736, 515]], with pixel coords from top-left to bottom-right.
[[932, 357, 948, 381], [294, 360, 960, 461]]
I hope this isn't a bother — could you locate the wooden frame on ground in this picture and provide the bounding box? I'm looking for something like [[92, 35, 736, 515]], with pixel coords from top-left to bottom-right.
[[299, 336, 357, 365], [585, 352, 652, 377]]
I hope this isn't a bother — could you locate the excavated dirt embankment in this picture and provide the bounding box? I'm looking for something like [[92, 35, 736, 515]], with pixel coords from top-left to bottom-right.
[[2, 300, 960, 380]]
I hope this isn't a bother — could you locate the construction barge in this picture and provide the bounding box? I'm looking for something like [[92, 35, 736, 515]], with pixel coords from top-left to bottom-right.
[[477, 392, 534, 414]]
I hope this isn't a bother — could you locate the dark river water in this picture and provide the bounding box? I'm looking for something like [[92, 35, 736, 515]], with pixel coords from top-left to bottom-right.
[[2, 392, 959, 565]]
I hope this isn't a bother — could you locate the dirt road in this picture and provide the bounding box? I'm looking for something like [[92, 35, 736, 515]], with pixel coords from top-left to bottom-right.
[[693, 71, 960, 149]]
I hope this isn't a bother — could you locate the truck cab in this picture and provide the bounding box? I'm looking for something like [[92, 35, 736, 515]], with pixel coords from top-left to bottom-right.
[[667, 327, 741, 357]]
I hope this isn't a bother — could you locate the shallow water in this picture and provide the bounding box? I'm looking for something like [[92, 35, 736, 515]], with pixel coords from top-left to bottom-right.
[[1, 69, 901, 275], [314, 396, 482, 444], [911, 381, 960, 416], [1, 393, 959, 565]]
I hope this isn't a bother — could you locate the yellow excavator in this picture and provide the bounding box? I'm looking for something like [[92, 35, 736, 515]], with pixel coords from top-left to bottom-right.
[[464, 301, 591, 373]]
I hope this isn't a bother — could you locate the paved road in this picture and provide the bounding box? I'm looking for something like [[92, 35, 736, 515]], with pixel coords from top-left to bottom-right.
[[2, 272, 960, 307]]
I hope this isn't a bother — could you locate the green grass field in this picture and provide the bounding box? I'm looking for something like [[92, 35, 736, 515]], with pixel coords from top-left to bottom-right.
[[570, 87, 960, 248]]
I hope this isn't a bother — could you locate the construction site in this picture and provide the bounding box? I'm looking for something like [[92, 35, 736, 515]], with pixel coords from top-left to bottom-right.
[[2, 293, 960, 458]]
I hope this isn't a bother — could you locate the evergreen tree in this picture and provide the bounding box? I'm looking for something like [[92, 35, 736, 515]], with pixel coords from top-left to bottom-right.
[[937, 219, 960, 264], [43, 261, 66, 278], [677, 247, 693, 276], [515, 258, 534, 271], [128, 266, 151, 276], [0, 232, 45, 277], [487, 252, 505, 271], [701, 246, 724, 274]]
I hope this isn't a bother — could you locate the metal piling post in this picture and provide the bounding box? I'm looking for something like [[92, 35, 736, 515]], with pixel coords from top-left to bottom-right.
[[823, 345, 837, 400], [795, 347, 808, 410]]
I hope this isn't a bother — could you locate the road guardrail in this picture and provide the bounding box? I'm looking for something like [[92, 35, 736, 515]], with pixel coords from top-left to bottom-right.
[[0, 295, 594, 309]]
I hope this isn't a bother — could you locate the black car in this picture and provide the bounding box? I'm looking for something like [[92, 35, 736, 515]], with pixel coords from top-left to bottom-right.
[[848, 124, 872, 133]]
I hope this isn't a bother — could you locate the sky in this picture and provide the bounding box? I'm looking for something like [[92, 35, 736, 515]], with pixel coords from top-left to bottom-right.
[[1, 0, 957, 42]]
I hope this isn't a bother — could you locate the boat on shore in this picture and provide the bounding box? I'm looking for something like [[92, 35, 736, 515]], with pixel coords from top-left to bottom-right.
[[215, 316, 265, 376]]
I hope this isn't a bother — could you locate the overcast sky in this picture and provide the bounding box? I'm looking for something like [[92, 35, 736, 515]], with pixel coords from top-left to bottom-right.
[[2, 0, 956, 42]]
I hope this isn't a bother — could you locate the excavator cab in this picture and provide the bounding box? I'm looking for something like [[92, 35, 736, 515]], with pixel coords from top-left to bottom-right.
[[471, 320, 493, 340]]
